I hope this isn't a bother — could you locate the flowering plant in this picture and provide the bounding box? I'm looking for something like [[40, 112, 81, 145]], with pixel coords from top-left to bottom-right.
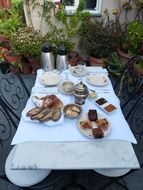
[[10, 27, 46, 56]]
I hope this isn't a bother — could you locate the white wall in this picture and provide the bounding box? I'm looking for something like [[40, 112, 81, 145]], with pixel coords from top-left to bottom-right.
[[24, 0, 123, 32], [23, 0, 135, 52]]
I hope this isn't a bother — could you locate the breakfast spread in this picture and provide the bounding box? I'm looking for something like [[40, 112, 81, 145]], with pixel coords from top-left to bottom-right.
[[79, 109, 111, 139], [95, 97, 117, 114]]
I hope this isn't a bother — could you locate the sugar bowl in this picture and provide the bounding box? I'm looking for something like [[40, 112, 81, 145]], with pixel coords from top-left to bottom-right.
[[73, 81, 89, 105]]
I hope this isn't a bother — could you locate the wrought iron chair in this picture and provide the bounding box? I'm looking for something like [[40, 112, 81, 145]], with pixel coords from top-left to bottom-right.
[[0, 65, 64, 188], [112, 55, 143, 100], [88, 55, 143, 189], [89, 92, 143, 190]]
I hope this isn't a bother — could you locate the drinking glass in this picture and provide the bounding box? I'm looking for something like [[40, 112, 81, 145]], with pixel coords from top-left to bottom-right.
[[78, 61, 87, 81]]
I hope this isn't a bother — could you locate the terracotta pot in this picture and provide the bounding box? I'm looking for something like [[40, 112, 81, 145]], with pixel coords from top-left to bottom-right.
[[27, 56, 40, 74], [0, 34, 11, 50], [0, 0, 12, 9], [117, 48, 132, 64], [22, 62, 33, 75], [89, 56, 106, 67], [4, 51, 21, 63], [68, 51, 81, 66], [0, 34, 9, 41]]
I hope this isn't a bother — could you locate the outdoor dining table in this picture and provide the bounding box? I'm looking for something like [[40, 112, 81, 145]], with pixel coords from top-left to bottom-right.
[[11, 67, 140, 171]]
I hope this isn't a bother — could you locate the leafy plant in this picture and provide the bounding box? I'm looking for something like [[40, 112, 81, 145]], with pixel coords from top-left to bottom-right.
[[10, 27, 46, 56], [105, 52, 125, 77], [0, 0, 24, 35], [135, 60, 143, 70], [79, 18, 120, 58], [123, 20, 143, 55]]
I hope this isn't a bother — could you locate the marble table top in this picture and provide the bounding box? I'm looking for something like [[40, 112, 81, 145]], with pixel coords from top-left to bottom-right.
[[12, 140, 140, 170]]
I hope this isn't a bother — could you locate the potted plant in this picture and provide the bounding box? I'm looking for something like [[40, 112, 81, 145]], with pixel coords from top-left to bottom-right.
[[105, 52, 125, 77], [79, 18, 120, 67], [10, 27, 46, 74], [122, 20, 143, 55]]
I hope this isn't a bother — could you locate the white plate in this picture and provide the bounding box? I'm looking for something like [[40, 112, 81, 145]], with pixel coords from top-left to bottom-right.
[[70, 66, 87, 77], [86, 74, 109, 86], [21, 94, 64, 126], [94, 168, 130, 177], [78, 113, 111, 139], [39, 72, 62, 86]]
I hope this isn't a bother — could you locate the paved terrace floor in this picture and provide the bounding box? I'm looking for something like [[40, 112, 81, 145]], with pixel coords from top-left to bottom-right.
[[0, 73, 143, 190]]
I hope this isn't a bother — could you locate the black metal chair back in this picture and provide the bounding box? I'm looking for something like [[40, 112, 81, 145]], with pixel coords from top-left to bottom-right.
[[0, 63, 30, 122], [89, 89, 143, 190]]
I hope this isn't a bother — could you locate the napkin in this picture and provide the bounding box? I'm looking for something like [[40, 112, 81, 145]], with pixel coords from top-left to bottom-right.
[[31, 87, 58, 94]]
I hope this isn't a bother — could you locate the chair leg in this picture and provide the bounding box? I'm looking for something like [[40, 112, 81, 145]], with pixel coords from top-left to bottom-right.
[[61, 171, 87, 190]]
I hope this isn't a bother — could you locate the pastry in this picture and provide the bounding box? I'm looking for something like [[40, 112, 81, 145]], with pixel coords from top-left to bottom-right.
[[92, 128, 104, 138], [80, 120, 93, 129], [26, 107, 41, 117], [39, 109, 53, 122], [66, 109, 79, 118], [88, 109, 98, 121], [31, 108, 51, 120], [32, 95, 63, 109], [96, 118, 108, 131], [71, 105, 81, 113], [64, 104, 81, 118], [52, 108, 62, 121], [104, 104, 117, 113]]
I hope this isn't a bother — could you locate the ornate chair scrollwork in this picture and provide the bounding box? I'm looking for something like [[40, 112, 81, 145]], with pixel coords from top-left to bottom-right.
[[0, 63, 30, 122], [88, 91, 143, 190]]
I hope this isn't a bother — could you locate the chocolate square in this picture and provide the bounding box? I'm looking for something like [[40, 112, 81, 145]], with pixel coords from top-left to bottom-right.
[[88, 109, 98, 121]]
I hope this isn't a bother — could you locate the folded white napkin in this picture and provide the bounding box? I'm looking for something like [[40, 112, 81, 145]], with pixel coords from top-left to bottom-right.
[[31, 87, 58, 94]]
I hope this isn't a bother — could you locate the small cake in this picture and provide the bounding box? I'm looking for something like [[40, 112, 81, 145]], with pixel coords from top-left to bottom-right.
[[80, 121, 93, 129], [96, 98, 107, 105], [92, 128, 104, 138], [88, 109, 98, 121], [96, 118, 108, 131], [104, 104, 117, 113]]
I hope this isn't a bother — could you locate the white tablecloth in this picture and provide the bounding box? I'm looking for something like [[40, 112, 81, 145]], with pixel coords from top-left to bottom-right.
[[11, 68, 137, 145]]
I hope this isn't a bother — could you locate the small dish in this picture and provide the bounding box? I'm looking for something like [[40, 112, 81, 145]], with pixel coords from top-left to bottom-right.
[[64, 104, 82, 119], [58, 81, 75, 95], [88, 89, 97, 100], [95, 97, 117, 114], [86, 74, 109, 86], [39, 72, 62, 86]]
